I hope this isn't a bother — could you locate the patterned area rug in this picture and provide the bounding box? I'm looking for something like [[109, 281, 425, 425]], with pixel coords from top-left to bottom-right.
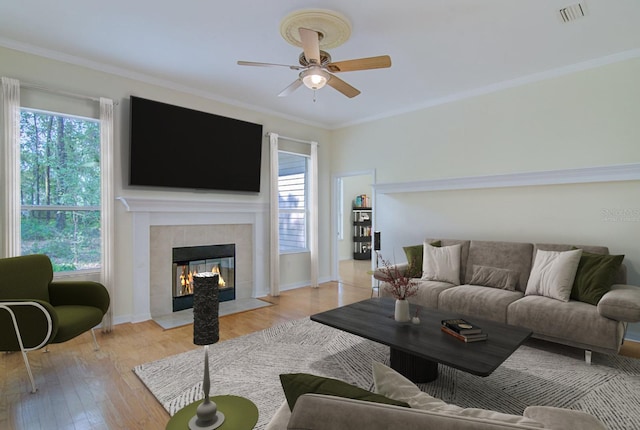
[[134, 317, 640, 430]]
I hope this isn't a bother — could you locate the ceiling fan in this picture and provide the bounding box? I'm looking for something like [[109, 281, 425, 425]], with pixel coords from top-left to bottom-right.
[[237, 27, 391, 99]]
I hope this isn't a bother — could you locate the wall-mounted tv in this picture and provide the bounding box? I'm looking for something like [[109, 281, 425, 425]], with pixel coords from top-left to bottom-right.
[[129, 96, 263, 192]]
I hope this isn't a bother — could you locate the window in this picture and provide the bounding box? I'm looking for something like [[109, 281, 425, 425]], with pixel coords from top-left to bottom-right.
[[278, 151, 308, 252], [19, 108, 101, 272]]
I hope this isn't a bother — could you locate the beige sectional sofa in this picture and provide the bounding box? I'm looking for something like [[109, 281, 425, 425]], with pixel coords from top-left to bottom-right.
[[378, 238, 640, 358]]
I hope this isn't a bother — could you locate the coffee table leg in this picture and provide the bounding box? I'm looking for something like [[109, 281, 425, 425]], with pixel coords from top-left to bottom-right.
[[390, 348, 438, 383]]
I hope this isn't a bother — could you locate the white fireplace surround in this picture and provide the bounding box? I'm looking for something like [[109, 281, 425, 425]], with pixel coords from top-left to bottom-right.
[[117, 197, 268, 323]]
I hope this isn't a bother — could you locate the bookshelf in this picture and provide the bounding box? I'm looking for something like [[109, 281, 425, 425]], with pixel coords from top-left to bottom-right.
[[352, 207, 372, 260]]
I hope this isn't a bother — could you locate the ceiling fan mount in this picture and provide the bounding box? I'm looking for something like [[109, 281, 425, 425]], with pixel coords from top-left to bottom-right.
[[298, 50, 332, 67], [237, 9, 391, 99]]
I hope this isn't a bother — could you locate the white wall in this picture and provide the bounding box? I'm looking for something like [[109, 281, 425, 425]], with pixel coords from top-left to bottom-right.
[[0, 46, 331, 322], [330, 58, 640, 285]]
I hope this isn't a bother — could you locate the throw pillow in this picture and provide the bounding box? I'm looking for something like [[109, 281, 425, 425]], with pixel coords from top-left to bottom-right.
[[571, 251, 624, 305], [402, 240, 441, 276], [372, 362, 545, 427], [279, 373, 409, 411], [469, 265, 519, 291], [421, 243, 461, 285], [372, 361, 462, 413], [525, 249, 582, 302]]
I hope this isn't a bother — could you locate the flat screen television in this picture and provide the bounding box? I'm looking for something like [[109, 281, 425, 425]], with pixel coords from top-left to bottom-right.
[[129, 96, 263, 192]]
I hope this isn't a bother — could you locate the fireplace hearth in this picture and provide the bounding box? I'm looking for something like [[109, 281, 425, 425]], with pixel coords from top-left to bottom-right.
[[172, 244, 235, 312]]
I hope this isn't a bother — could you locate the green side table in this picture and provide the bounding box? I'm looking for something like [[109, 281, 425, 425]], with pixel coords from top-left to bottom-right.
[[166, 395, 258, 430]]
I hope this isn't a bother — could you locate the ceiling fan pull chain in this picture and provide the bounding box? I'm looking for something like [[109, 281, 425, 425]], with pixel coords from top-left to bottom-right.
[[313, 90, 318, 103]]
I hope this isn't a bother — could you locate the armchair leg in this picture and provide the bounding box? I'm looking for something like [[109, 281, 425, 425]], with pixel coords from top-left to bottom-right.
[[20, 350, 38, 393], [91, 328, 99, 351], [1, 302, 53, 394], [585, 350, 592, 365]]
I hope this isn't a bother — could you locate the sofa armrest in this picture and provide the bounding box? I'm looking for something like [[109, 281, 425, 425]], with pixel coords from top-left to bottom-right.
[[49, 281, 110, 314], [523, 406, 606, 430], [373, 263, 411, 281], [597, 284, 640, 322]]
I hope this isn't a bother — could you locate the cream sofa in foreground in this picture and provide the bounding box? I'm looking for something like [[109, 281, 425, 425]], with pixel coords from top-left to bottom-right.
[[270, 394, 606, 430], [266, 361, 607, 430]]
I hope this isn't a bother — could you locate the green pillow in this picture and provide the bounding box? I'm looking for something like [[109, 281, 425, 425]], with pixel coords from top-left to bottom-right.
[[571, 251, 624, 305], [279, 373, 410, 411], [402, 240, 441, 276]]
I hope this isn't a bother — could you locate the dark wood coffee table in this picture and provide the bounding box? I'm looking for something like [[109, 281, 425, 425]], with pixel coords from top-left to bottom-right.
[[310, 298, 532, 383]]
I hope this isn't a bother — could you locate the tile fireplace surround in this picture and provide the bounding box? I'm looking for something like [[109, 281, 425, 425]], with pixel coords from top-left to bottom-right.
[[118, 197, 268, 323]]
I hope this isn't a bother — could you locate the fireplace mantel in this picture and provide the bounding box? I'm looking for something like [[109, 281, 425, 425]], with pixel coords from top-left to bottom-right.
[[117, 196, 267, 214], [117, 196, 268, 323]]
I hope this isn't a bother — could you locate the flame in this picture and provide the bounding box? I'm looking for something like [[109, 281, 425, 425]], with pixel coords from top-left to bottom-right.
[[211, 265, 226, 287], [179, 264, 226, 296]]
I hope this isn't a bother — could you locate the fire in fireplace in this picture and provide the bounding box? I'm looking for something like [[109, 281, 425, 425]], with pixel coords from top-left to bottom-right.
[[172, 244, 235, 312]]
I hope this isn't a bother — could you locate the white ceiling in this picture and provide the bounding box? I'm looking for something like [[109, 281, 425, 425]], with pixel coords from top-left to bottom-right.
[[1, 0, 639, 129]]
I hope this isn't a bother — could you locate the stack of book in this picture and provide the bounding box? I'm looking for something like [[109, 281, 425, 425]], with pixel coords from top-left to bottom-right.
[[441, 318, 488, 343]]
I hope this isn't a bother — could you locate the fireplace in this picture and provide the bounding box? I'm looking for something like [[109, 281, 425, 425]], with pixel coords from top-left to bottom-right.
[[172, 244, 235, 312]]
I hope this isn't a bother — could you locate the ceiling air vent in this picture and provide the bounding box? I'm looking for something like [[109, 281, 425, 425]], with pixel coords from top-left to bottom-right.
[[558, 3, 587, 23]]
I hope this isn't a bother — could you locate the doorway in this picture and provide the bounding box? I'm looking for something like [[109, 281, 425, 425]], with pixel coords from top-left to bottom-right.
[[332, 170, 375, 290]]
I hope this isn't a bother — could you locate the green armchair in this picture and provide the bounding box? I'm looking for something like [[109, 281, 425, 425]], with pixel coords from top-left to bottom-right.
[[0, 254, 110, 392]]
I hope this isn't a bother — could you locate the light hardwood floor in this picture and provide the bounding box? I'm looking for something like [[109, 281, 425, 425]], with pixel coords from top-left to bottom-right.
[[1, 260, 638, 429]]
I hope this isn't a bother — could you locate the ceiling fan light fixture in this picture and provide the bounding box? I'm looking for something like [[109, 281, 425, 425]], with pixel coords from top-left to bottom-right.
[[301, 67, 330, 90]]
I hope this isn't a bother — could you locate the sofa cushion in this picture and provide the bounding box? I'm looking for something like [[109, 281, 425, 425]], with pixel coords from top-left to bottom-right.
[[372, 361, 545, 428], [470, 265, 519, 291], [438, 285, 524, 323], [51, 305, 105, 343], [525, 249, 582, 302], [403, 241, 441, 276], [381, 279, 456, 309], [464, 241, 533, 292], [422, 243, 461, 285], [507, 295, 623, 353], [571, 251, 624, 305], [279, 373, 409, 411]]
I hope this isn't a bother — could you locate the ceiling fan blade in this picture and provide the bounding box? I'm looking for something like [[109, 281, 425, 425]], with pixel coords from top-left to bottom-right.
[[278, 79, 303, 97], [326, 55, 392, 73], [298, 28, 321, 64], [237, 60, 302, 70], [327, 75, 361, 98]]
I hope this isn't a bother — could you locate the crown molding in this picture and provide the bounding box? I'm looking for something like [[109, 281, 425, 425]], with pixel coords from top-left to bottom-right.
[[334, 49, 640, 129], [374, 163, 640, 194]]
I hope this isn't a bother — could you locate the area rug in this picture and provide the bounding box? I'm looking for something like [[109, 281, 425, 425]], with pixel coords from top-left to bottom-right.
[[134, 317, 640, 430]]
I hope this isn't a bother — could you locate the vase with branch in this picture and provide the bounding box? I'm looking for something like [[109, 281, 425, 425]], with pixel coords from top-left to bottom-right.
[[376, 255, 419, 322]]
